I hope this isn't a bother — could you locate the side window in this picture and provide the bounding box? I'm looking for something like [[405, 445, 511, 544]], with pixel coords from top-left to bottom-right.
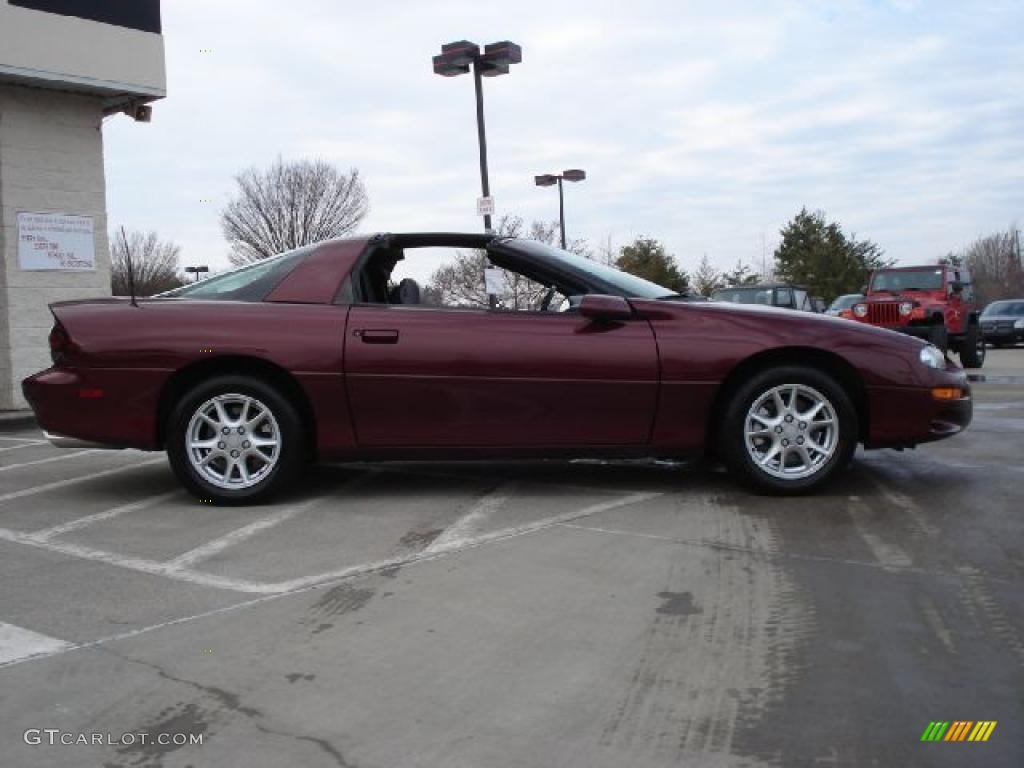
[[775, 288, 793, 307], [361, 245, 568, 312]]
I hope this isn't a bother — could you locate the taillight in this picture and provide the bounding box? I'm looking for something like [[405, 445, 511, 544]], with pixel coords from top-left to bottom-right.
[[48, 322, 70, 365]]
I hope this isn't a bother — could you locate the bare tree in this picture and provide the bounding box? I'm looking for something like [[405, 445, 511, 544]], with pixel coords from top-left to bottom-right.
[[956, 227, 1024, 306], [221, 157, 368, 266], [427, 215, 590, 310], [110, 229, 185, 296]]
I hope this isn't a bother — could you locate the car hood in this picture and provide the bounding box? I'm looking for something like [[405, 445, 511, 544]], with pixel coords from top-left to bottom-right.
[[862, 291, 943, 304], [634, 297, 932, 349]]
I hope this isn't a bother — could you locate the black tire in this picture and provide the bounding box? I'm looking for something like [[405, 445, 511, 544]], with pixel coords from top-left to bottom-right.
[[719, 366, 858, 495], [928, 323, 948, 352], [959, 324, 986, 369], [167, 375, 305, 505]]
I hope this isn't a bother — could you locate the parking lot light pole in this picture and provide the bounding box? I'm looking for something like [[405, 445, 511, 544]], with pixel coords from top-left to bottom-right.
[[433, 40, 522, 234], [534, 169, 586, 249]]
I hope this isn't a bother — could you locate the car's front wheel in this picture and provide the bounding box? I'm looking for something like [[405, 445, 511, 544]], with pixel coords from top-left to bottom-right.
[[167, 375, 305, 504], [959, 324, 986, 369], [720, 366, 857, 494]]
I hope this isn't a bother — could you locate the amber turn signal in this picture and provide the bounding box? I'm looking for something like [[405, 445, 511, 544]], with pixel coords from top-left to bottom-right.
[[931, 387, 963, 401]]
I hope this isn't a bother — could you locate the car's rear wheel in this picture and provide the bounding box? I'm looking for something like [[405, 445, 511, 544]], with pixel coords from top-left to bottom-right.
[[959, 324, 986, 369], [167, 375, 305, 505], [720, 366, 857, 494]]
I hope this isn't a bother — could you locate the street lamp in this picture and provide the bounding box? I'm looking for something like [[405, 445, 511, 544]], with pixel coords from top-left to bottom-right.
[[433, 40, 522, 234], [534, 169, 586, 249], [185, 265, 209, 283]]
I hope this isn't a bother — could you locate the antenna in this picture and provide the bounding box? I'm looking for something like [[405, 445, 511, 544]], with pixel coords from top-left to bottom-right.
[[120, 226, 138, 307]]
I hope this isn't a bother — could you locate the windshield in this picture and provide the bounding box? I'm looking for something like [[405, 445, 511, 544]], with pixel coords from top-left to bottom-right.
[[712, 287, 776, 305], [505, 240, 676, 299], [829, 294, 860, 311], [982, 301, 1024, 316], [160, 245, 315, 301], [870, 268, 944, 292]]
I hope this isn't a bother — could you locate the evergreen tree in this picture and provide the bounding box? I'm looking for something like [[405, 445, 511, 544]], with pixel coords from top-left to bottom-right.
[[774, 208, 889, 301], [615, 237, 689, 293]]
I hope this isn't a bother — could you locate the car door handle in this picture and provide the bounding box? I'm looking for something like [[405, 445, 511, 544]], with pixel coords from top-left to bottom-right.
[[357, 329, 400, 344]]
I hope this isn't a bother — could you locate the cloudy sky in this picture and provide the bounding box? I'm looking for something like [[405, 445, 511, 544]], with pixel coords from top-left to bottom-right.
[[105, 0, 1023, 277]]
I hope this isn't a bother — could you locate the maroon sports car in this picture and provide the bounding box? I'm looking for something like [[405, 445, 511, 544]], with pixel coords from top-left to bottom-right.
[[23, 233, 972, 503]]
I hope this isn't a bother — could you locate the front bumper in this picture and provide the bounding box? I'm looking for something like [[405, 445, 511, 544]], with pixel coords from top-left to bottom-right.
[[981, 325, 1023, 343], [865, 364, 972, 448]]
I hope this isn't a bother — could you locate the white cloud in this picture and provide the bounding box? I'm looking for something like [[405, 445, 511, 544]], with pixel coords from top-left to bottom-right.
[[103, 0, 1024, 275]]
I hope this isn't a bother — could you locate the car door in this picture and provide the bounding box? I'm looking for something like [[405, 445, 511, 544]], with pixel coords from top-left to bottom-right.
[[343, 304, 659, 447]]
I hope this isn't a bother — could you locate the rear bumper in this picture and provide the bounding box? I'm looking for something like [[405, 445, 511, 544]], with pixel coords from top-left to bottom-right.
[[22, 367, 167, 450]]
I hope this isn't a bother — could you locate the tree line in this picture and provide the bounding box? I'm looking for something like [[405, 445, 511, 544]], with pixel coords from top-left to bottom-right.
[[110, 157, 1023, 307]]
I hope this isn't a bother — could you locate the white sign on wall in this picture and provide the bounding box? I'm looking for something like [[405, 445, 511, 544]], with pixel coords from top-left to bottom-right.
[[17, 212, 96, 271]]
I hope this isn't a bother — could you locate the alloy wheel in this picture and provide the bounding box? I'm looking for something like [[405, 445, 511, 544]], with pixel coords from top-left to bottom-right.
[[186, 393, 281, 490], [744, 384, 839, 480]]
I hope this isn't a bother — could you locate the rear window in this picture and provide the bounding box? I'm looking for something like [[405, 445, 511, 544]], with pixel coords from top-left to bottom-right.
[[712, 287, 775, 305], [160, 245, 315, 301]]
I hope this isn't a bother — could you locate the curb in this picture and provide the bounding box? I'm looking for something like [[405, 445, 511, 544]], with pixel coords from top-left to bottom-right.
[[0, 410, 37, 430], [968, 374, 1024, 384]]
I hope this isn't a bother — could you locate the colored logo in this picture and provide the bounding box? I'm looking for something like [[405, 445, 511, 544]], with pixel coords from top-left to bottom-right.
[[921, 721, 996, 742]]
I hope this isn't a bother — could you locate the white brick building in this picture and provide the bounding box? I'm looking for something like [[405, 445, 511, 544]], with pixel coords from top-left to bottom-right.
[[0, 0, 165, 409]]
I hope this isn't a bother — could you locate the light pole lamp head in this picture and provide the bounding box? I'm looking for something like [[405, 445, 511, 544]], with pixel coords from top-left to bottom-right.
[[534, 174, 558, 187], [480, 41, 522, 77], [562, 169, 586, 182], [433, 41, 479, 76]]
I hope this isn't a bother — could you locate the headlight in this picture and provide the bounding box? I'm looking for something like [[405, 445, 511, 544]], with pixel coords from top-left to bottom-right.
[[853, 303, 868, 318], [1015, 319, 1024, 329], [899, 302, 914, 316], [919, 345, 944, 369]]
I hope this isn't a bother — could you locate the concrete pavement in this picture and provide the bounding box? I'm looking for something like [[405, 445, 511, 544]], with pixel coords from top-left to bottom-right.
[[0, 349, 1021, 767]]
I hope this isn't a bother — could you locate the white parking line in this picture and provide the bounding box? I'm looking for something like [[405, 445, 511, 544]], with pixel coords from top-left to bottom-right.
[[0, 526, 271, 593], [426, 483, 514, 554], [0, 443, 45, 454], [165, 501, 319, 570], [0, 489, 664, 669], [0, 449, 98, 472], [29, 491, 181, 540], [266, 490, 663, 593], [0, 622, 71, 665], [0, 487, 662, 600], [0, 458, 165, 504], [847, 494, 913, 570]]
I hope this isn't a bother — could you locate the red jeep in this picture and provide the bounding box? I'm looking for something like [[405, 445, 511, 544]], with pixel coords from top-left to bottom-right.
[[850, 264, 985, 368]]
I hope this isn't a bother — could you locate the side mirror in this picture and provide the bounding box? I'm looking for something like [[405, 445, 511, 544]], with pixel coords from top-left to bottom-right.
[[950, 281, 964, 293], [579, 294, 633, 322]]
